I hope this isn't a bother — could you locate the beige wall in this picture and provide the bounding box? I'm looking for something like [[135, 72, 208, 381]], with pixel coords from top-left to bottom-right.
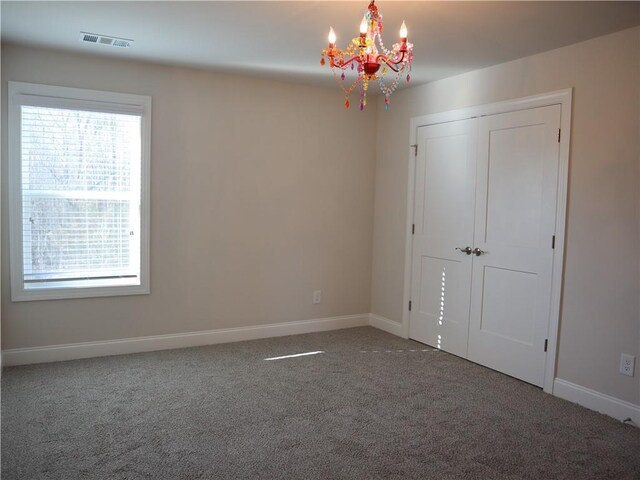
[[1, 44, 377, 349], [371, 26, 640, 404]]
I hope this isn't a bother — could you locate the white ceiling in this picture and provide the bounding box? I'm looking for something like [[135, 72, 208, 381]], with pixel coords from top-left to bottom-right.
[[2, 1, 639, 89]]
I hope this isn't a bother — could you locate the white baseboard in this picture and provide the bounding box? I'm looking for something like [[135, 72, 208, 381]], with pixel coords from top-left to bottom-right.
[[554, 378, 640, 425], [3, 314, 369, 366], [368, 313, 404, 337]]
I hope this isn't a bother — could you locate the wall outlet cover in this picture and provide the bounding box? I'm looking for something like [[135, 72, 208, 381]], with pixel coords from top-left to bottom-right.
[[313, 290, 322, 304], [620, 353, 635, 377]]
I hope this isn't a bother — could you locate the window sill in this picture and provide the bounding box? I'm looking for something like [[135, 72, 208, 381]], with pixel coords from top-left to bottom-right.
[[12, 281, 150, 302]]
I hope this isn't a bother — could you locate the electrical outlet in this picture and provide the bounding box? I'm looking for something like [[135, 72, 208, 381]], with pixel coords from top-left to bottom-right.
[[313, 290, 322, 304], [620, 353, 635, 377]]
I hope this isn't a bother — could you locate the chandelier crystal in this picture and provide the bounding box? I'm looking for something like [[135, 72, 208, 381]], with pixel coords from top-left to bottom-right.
[[320, 0, 414, 111]]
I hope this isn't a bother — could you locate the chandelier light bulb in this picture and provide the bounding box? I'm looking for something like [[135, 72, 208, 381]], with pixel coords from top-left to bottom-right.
[[400, 21, 408, 39], [328, 27, 337, 45], [360, 16, 368, 35]]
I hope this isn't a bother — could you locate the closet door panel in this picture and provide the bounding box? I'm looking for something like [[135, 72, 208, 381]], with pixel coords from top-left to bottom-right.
[[409, 119, 477, 357], [468, 105, 561, 387]]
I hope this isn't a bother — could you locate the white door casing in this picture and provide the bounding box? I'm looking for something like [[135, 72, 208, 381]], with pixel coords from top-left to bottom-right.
[[467, 105, 561, 387], [409, 119, 477, 357]]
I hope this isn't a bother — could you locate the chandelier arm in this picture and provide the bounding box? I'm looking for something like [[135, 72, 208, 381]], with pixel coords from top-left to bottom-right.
[[334, 55, 364, 69], [377, 51, 407, 71], [378, 58, 402, 73]]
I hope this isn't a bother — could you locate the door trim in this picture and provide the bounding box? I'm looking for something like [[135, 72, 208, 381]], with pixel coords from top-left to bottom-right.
[[402, 89, 572, 394]]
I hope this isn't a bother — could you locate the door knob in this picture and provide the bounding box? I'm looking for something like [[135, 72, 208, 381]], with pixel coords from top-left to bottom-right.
[[455, 246, 473, 255], [472, 247, 485, 256]]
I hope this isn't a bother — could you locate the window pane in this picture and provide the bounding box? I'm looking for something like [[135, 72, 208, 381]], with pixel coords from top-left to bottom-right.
[[20, 105, 141, 285], [23, 197, 134, 281]]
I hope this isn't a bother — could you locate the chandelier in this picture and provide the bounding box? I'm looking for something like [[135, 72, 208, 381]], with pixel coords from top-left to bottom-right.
[[320, 0, 413, 111]]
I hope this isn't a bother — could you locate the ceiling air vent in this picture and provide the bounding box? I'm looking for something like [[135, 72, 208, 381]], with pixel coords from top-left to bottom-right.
[[112, 39, 132, 48], [81, 33, 99, 43], [79, 32, 133, 48]]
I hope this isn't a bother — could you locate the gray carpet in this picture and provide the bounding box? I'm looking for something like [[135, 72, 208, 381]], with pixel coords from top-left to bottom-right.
[[2, 326, 639, 479]]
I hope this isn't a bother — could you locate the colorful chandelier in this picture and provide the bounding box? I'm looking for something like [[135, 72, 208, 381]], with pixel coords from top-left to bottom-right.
[[320, 0, 413, 111]]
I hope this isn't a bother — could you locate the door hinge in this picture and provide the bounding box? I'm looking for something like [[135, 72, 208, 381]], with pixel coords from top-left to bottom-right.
[[412, 224, 415, 235], [411, 144, 418, 156], [544, 339, 548, 352], [408, 300, 412, 311], [557, 129, 561, 143], [551, 235, 556, 249]]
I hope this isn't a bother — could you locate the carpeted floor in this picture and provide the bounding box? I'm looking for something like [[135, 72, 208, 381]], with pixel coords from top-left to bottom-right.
[[2, 326, 639, 479]]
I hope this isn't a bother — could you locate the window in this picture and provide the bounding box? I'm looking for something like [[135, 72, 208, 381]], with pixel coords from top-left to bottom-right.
[[8, 82, 151, 301]]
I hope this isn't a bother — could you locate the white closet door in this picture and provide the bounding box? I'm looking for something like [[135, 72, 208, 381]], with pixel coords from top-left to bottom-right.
[[409, 119, 477, 357], [467, 105, 561, 387]]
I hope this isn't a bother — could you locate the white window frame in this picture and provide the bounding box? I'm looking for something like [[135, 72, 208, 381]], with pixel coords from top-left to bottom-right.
[[8, 81, 151, 301]]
